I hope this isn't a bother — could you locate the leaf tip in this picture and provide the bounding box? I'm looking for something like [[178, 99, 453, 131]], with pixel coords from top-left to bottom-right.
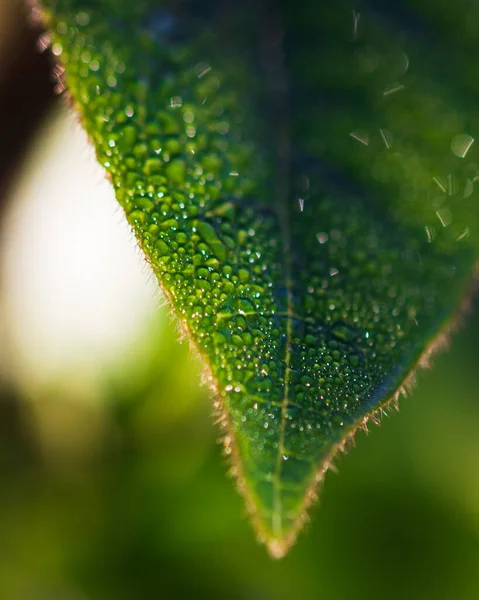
[[265, 537, 290, 560]]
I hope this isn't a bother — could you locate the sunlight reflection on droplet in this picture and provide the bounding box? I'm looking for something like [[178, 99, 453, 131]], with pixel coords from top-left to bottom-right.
[[451, 133, 474, 158], [350, 130, 369, 145]]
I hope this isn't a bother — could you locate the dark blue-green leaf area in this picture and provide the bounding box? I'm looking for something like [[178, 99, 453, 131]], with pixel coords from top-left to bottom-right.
[[41, 0, 479, 555]]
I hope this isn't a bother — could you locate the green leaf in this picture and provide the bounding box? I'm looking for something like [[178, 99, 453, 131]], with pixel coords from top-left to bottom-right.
[[39, 0, 479, 556]]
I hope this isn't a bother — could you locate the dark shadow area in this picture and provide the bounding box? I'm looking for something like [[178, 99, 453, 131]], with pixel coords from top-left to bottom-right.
[[0, 1, 55, 213]]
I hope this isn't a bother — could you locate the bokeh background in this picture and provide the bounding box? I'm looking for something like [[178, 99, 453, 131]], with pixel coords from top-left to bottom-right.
[[1, 1, 479, 598]]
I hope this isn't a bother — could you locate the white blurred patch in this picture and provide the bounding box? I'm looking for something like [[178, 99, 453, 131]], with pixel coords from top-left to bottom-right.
[[0, 104, 160, 397]]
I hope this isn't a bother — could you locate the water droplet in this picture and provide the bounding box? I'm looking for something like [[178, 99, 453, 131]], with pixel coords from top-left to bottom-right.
[[195, 61, 212, 78], [349, 355, 360, 367], [232, 298, 255, 314], [451, 133, 474, 158], [350, 130, 369, 145], [166, 160, 186, 185], [383, 82, 405, 96], [317, 232, 329, 244], [75, 11, 90, 26], [379, 128, 393, 149], [170, 96, 183, 108], [194, 220, 228, 262], [52, 42, 63, 56]]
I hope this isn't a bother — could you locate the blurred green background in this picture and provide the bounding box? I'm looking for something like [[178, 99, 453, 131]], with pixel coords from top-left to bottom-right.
[[1, 1, 479, 599]]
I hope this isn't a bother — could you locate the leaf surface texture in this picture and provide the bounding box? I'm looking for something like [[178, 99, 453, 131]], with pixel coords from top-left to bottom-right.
[[41, 0, 479, 555]]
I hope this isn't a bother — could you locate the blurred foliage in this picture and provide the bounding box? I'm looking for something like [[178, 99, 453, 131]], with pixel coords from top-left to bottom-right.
[[0, 0, 479, 599], [1, 283, 479, 599]]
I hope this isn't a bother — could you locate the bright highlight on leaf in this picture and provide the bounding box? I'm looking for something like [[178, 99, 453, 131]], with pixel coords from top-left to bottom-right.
[[38, 0, 479, 557]]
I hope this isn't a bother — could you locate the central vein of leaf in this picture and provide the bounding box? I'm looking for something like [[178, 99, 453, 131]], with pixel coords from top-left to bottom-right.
[[272, 266, 293, 538], [271, 79, 294, 538]]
